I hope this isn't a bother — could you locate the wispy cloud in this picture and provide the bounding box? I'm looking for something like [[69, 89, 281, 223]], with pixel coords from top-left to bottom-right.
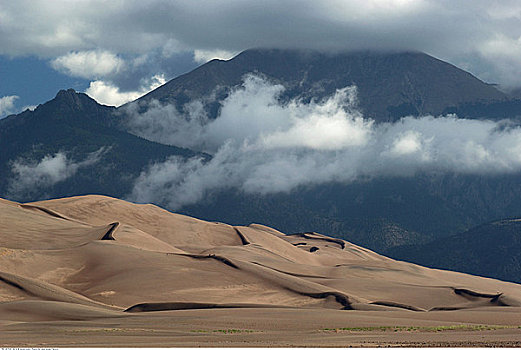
[[126, 75, 521, 209], [7, 147, 107, 200]]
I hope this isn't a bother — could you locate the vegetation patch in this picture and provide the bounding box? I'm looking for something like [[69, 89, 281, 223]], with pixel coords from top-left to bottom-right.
[[190, 329, 257, 334], [323, 325, 520, 332]]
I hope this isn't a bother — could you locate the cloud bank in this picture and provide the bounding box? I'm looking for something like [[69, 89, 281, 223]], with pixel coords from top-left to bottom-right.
[[125, 75, 521, 209], [7, 148, 107, 199], [2, 1, 521, 88]]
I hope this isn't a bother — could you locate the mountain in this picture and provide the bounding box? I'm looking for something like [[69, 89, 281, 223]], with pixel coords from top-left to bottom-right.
[[0, 89, 200, 202], [1, 194, 521, 347], [119, 49, 521, 254], [2, 49, 521, 285], [135, 49, 508, 121], [386, 218, 521, 283]]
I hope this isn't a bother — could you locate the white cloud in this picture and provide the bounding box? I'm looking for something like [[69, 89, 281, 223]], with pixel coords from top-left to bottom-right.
[[125, 75, 373, 152], [193, 49, 236, 63], [51, 50, 125, 79], [20, 105, 37, 112], [126, 75, 521, 209], [258, 86, 372, 150], [7, 148, 107, 199], [0, 96, 38, 118], [143, 74, 166, 90], [123, 98, 209, 148], [0, 95, 19, 117], [85, 74, 165, 107], [388, 131, 425, 156], [86, 81, 142, 107]]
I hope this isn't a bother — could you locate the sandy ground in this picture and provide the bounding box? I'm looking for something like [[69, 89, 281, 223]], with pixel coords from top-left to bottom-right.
[[1, 194, 521, 347], [2, 308, 521, 347]]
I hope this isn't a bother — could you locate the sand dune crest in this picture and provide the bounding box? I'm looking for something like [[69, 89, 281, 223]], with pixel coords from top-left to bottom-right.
[[1, 194, 520, 325]]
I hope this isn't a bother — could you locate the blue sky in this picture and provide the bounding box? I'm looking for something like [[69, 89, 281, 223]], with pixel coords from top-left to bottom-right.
[[0, 52, 198, 115], [1, 0, 521, 117], [0, 56, 89, 111]]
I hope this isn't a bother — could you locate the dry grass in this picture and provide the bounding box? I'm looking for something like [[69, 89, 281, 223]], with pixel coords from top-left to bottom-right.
[[323, 324, 521, 332], [190, 329, 257, 334]]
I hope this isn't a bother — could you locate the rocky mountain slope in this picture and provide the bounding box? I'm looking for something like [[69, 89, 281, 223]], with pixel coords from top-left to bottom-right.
[[136, 49, 507, 121], [0, 89, 200, 202], [2, 49, 521, 284]]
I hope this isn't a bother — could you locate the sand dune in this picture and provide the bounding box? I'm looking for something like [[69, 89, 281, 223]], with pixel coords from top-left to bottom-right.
[[1, 194, 521, 346]]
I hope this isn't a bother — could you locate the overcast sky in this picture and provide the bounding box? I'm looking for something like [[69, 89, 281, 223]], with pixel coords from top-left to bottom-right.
[[1, 0, 521, 115]]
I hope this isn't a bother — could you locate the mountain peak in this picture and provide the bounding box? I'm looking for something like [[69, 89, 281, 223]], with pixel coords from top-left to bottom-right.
[[139, 48, 506, 121], [56, 88, 77, 96], [10, 87, 117, 127], [46, 88, 112, 115], [54, 88, 85, 103]]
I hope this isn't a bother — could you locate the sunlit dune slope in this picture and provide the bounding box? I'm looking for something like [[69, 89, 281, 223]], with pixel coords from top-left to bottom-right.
[[1, 194, 520, 322]]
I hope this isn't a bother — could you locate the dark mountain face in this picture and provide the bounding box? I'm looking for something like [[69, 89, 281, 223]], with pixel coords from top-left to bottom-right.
[[0, 90, 200, 202], [2, 49, 521, 285], [121, 49, 521, 253], [136, 49, 507, 121], [0, 89, 116, 131], [386, 218, 521, 284]]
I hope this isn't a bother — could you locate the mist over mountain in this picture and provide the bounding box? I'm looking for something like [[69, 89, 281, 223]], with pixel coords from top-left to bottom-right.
[[2, 49, 521, 283], [5, 2, 521, 345], [0, 89, 200, 202], [134, 49, 508, 122]]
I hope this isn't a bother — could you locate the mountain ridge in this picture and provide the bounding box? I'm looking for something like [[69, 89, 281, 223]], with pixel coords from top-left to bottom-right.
[[2, 49, 521, 285], [0, 89, 202, 202], [135, 48, 507, 121]]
